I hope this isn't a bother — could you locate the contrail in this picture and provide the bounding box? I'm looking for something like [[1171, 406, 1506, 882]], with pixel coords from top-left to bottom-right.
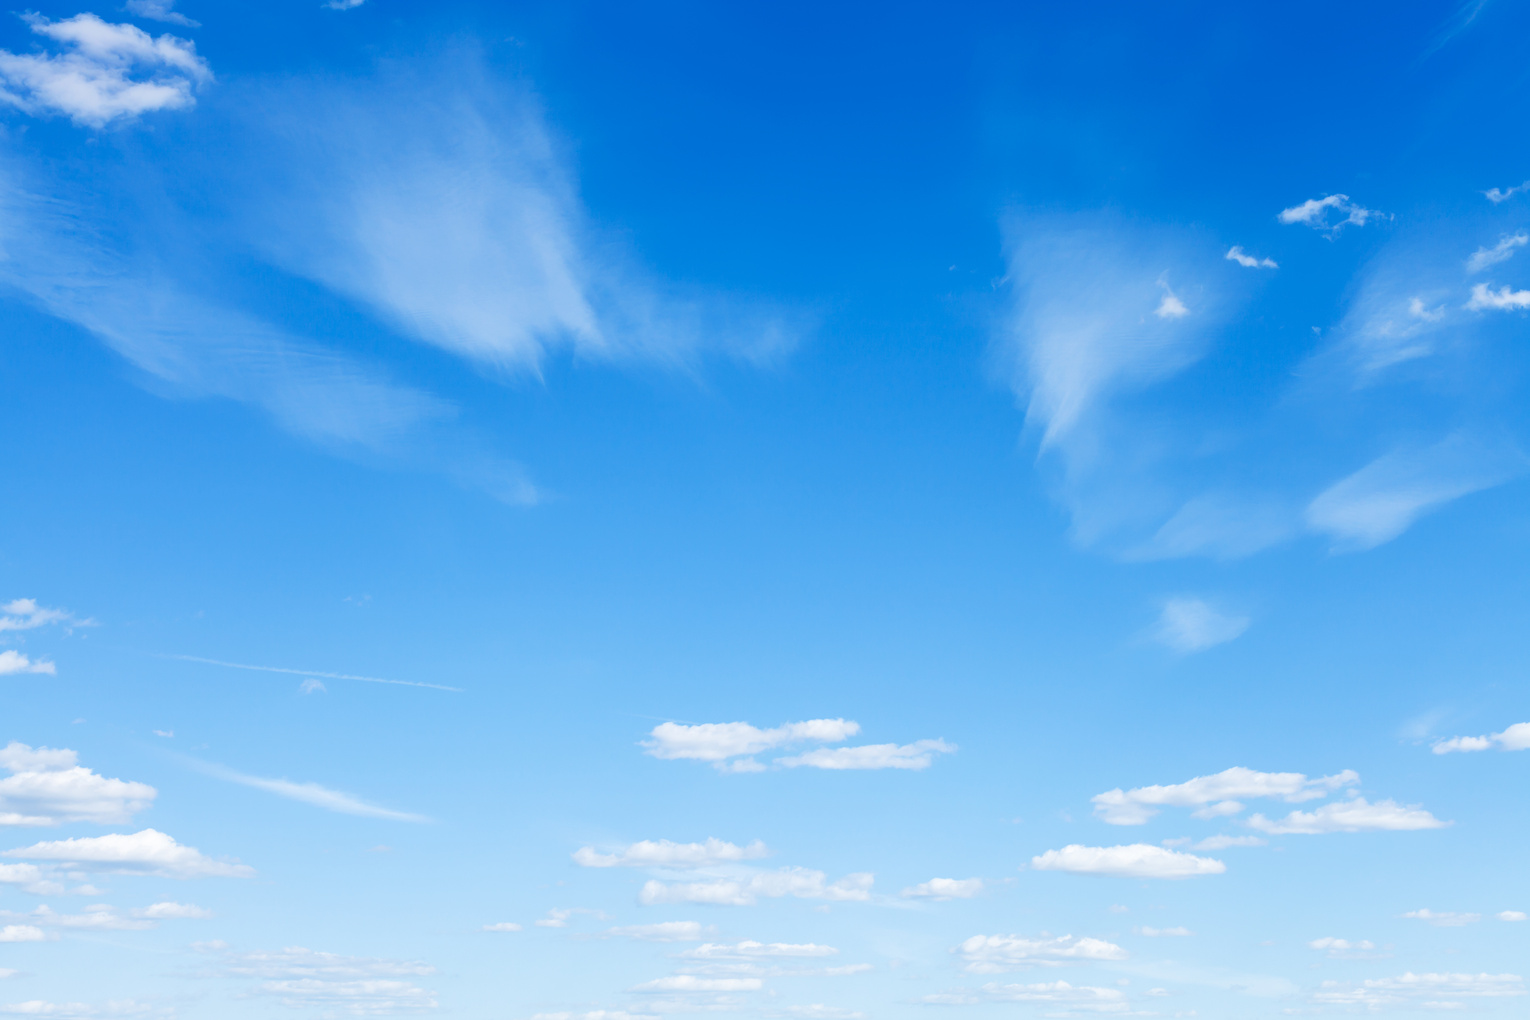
[[163, 654, 463, 692]]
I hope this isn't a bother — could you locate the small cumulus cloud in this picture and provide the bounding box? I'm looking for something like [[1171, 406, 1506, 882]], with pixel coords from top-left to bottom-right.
[[482, 922, 522, 932], [1403, 909, 1481, 927], [0, 742, 157, 826], [954, 933, 1128, 974], [606, 922, 708, 942], [1484, 181, 1530, 203], [1226, 246, 1278, 269], [639, 868, 873, 907], [124, 0, 199, 27], [0, 652, 55, 677], [1031, 844, 1225, 879], [3, 828, 253, 878], [1247, 797, 1448, 834], [1092, 766, 1357, 825], [1278, 194, 1384, 235], [1465, 283, 1530, 310], [1433, 722, 1530, 754], [901, 877, 983, 900], [1135, 926, 1193, 937], [574, 839, 768, 869]]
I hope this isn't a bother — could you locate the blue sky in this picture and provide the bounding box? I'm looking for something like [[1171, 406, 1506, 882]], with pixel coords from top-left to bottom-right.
[[2, 0, 1529, 1017]]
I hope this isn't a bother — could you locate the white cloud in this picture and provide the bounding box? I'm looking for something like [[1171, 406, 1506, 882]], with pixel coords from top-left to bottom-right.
[[0, 1001, 153, 1017], [638, 868, 873, 906], [1403, 909, 1481, 927], [1466, 282, 1530, 310], [1151, 598, 1249, 652], [632, 975, 762, 992], [130, 901, 211, 919], [1247, 797, 1448, 834], [1433, 721, 1530, 753], [1484, 181, 1530, 203], [0, 905, 150, 932], [1225, 246, 1278, 269], [0, 600, 81, 632], [123, 0, 199, 27], [1309, 937, 1378, 959], [776, 739, 954, 771], [925, 980, 1132, 1011], [901, 877, 983, 900], [194, 761, 428, 822], [1091, 766, 1358, 825], [1031, 844, 1225, 879], [206, 944, 437, 1015], [325, 0, 368, 9], [681, 942, 838, 960], [3, 828, 253, 878], [167, 656, 461, 692], [643, 719, 858, 764], [0, 13, 210, 127], [771, 1007, 865, 1020], [1313, 972, 1524, 1009], [482, 922, 521, 932], [0, 742, 157, 826], [1466, 234, 1528, 273], [1498, 911, 1527, 922], [0, 653, 55, 677], [605, 922, 707, 942], [1277, 194, 1383, 235], [1305, 433, 1525, 551], [574, 838, 768, 869], [0, 927, 44, 943], [1154, 280, 1190, 319], [955, 934, 1128, 974], [0, 864, 59, 896], [1135, 926, 1192, 937], [532, 1013, 656, 1020]]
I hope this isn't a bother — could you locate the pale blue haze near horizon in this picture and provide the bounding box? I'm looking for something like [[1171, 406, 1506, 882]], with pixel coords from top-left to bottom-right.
[[1, 1, 1529, 1018]]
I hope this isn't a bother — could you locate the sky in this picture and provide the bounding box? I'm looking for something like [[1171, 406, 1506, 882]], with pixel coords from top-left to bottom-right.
[[1, 0, 1529, 1017]]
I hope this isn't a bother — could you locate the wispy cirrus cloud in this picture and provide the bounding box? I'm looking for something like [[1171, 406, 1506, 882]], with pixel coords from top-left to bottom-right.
[[954, 933, 1128, 974], [1092, 766, 1358, 825], [1277, 194, 1385, 236], [573, 839, 769, 869], [642, 719, 951, 772], [1151, 597, 1248, 653], [190, 759, 428, 822]]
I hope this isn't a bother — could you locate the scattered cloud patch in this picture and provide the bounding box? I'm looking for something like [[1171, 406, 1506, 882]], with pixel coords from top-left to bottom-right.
[[1135, 926, 1192, 937], [1498, 911, 1527, 922], [681, 942, 837, 960], [631, 975, 762, 992], [203, 943, 437, 1015], [0, 600, 83, 633], [0, 653, 55, 677], [123, 0, 199, 27], [776, 739, 954, 771], [1305, 434, 1526, 551], [131, 901, 211, 919], [1433, 722, 1530, 753], [1484, 181, 1530, 203], [1151, 598, 1249, 652], [0, 13, 211, 127], [482, 922, 521, 932], [3, 828, 253, 878], [1154, 278, 1190, 319], [1313, 971, 1523, 1009], [902, 878, 983, 900], [1225, 246, 1277, 269], [639, 868, 873, 907], [1403, 909, 1481, 927], [1187, 835, 1267, 850], [1466, 234, 1528, 273], [0, 926, 45, 943], [0, 742, 156, 826], [1278, 195, 1383, 235], [1031, 844, 1225, 879], [643, 719, 858, 767], [1247, 797, 1449, 834], [574, 839, 768, 869], [1465, 283, 1530, 310], [1092, 766, 1358, 825], [955, 934, 1128, 974]]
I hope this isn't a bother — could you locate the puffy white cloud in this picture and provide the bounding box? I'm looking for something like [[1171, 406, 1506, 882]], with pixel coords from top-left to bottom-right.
[[0, 13, 210, 127], [574, 838, 768, 869], [901, 877, 983, 900], [1135, 926, 1192, 937], [130, 901, 210, 920], [193, 761, 428, 822], [1225, 246, 1278, 269], [0, 905, 150, 932], [1277, 194, 1383, 234], [639, 868, 873, 907], [0, 653, 55, 677], [776, 740, 954, 771], [681, 942, 837, 960], [481, 922, 521, 932], [1466, 283, 1530, 310], [123, 0, 199, 26], [1403, 909, 1480, 927], [1305, 433, 1525, 551], [1313, 972, 1524, 1009], [1152, 598, 1249, 652], [0, 742, 156, 826], [1433, 722, 1530, 754], [643, 719, 858, 765], [1466, 234, 1528, 273], [955, 934, 1128, 974], [605, 922, 706, 942], [1154, 280, 1190, 319], [0, 864, 60, 895], [1485, 181, 1530, 203], [1247, 797, 1448, 834], [1499, 911, 1527, 922], [1031, 844, 1225, 879], [0, 926, 44, 943], [632, 975, 762, 992], [0, 600, 81, 633], [1092, 766, 1358, 825], [3, 828, 253, 878]]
